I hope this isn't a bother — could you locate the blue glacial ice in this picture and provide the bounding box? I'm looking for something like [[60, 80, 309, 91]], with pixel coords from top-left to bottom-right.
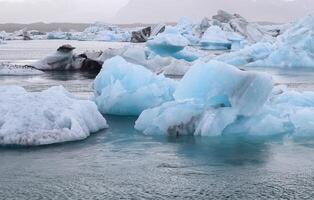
[[93, 56, 176, 116], [200, 26, 244, 50], [217, 14, 314, 68], [135, 60, 273, 136], [0, 86, 108, 146], [214, 42, 274, 66], [147, 27, 190, 56], [174, 60, 273, 116]]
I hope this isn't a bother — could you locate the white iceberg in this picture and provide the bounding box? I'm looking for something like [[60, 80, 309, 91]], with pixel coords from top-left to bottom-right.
[[74, 23, 130, 42], [93, 56, 176, 116], [0, 86, 108, 146], [136, 61, 273, 136]]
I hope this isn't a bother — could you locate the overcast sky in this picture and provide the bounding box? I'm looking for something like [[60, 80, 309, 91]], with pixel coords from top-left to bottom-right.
[[0, 0, 313, 24]]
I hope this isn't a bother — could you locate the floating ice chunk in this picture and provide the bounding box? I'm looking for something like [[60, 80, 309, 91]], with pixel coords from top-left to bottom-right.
[[135, 100, 204, 135], [174, 60, 273, 116], [33, 51, 75, 70], [0, 86, 108, 146], [76, 23, 130, 42], [94, 56, 176, 116], [200, 26, 232, 50], [0, 63, 44, 76], [214, 42, 274, 66], [147, 27, 190, 56], [47, 31, 70, 40]]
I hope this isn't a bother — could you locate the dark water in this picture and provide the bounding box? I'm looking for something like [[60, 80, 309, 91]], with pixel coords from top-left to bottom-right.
[[1, 116, 314, 199]]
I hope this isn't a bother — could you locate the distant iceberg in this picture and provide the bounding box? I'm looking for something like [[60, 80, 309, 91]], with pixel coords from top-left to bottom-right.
[[93, 56, 176, 116], [0, 86, 108, 146], [147, 27, 190, 56], [214, 42, 274, 66], [200, 25, 244, 50], [214, 14, 314, 68], [247, 15, 314, 68]]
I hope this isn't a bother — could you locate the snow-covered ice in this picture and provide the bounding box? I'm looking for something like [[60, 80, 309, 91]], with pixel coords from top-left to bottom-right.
[[0, 86, 108, 146], [93, 56, 176, 116]]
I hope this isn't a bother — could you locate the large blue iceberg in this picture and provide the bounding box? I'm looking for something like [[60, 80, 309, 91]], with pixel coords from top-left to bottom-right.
[[135, 60, 273, 136], [93, 56, 176, 116]]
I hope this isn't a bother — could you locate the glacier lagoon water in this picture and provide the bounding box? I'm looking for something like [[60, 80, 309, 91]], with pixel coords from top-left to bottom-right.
[[1, 41, 314, 199]]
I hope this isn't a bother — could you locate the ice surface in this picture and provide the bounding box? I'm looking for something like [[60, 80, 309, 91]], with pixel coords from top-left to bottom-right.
[[214, 42, 274, 66], [74, 23, 130, 42], [0, 63, 44, 76], [93, 56, 176, 116], [147, 27, 190, 56], [47, 31, 70, 40], [212, 10, 275, 43], [174, 60, 273, 116], [200, 26, 235, 50], [135, 100, 204, 135], [244, 15, 314, 68], [136, 60, 273, 136], [162, 59, 192, 76], [33, 51, 77, 70], [0, 86, 108, 146]]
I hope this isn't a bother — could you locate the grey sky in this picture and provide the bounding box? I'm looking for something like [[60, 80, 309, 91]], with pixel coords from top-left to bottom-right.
[[0, 0, 313, 24]]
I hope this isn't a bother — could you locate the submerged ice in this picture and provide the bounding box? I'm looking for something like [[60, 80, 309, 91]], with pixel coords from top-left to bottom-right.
[[0, 86, 108, 146]]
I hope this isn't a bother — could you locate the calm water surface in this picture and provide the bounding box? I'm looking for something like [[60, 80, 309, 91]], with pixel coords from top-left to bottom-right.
[[1, 41, 314, 199]]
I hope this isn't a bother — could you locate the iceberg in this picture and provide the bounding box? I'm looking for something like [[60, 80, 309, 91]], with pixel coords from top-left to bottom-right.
[[47, 31, 71, 40], [147, 27, 190, 56], [224, 89, 314, 137], [93, 56, 176, 116], [75, 23, 130, 42], [214, 42, 274, 66], [136, 60, 273, 136], [174, 60, 273, 116], [0, 86, 108, 146], [244, 14, 314, 68], [212, 10, 275, 43], [32, 44, 78, 70], [200, 26, 232, 50]]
